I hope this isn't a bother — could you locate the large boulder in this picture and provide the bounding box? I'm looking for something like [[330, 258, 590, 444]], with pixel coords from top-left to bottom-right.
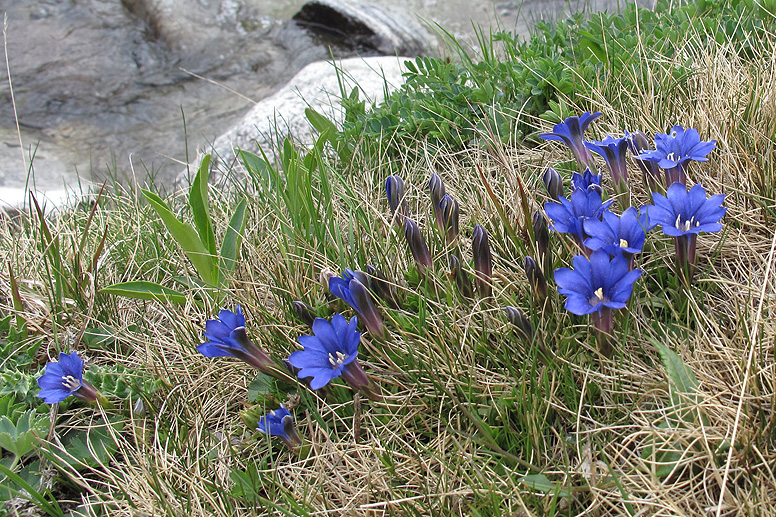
[[185, 55, 409, 184], [292, 0, 434, 56]]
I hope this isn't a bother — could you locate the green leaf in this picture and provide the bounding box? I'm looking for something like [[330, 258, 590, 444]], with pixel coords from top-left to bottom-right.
[[142, 189, 217, 285], [653, 341, 700, 408], [520, 474, 572, 497], [218, 198, 247, 285], [99, 281, 187, 305], [189, 154, 217, 256], [0, 411, 49, 458]]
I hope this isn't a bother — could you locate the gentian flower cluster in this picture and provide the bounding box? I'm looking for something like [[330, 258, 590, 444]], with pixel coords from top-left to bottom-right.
[[541, 115, 725, 355]]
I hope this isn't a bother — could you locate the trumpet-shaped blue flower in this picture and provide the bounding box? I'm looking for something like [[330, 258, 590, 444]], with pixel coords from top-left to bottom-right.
[[637, 126, 716, 170], [584, 207, 649, 257], [637, 125, 716, 185], [198, 306, 276, 373], [539, 112, 602, 170], [585, 135, 630, 189], [37, 351, 100, 404], [544, 189, 614, 247], [257, 406, 303, 448], [288, 314, 370, 392], [555, 249, 642, 317], [626, 129, 662, 192], [648, 183, 726, 237], [329, 269, 385, 336]]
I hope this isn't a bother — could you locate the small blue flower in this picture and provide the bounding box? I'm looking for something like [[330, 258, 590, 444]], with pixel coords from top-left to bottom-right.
[[584, 207, 648, 257], [544, 189, 614, 246], [570, 169, 602, 194], [288, 314, 369, 391], [555, 249, 642, 316], [37, 352, 99, 404], [386, 174, 408, 225], [637, 126, 716, 170], [257, 406, 303, 448], [539, 112, 602, 170], [329, 270, 385, 336], [585, 135, 630, 188], [648, 183, 726, 237], [198, 306, 276, 373]]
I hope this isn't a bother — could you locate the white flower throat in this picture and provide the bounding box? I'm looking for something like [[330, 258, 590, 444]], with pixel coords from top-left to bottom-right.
[[62, 375, 81, 391], [328, 351, 348, 368], [675, 214, 700, 232]]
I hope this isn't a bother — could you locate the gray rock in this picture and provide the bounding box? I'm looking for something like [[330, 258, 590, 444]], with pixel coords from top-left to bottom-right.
[[183, 56, 409, 184], [292, 0, 435, 55]]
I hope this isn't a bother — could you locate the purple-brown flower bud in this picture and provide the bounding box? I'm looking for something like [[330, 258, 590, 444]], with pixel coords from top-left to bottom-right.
[[404, 218, 433, 270], [532, 211, 549, 259], [506, 306, 533, 342], [386, 174, 408, 226], [524, 256, 547, 303], [542, 167, 564, 201], [626, 129, 662, 193], [449, 255, 473, 298], [366, 264, 398, 307], [439, 194, 459, 244], [292, 301, 316, 327], [429, 173, 446, 229], [472, 224, 492, 297], [349, 278, 385, 337]]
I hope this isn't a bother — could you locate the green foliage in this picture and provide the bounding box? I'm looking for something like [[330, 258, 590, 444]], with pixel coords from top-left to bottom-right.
[[101, 154, 248, 303], [339, 0, 776, 156], [0, 409, 49, 459], [0, 315, 42, 371]]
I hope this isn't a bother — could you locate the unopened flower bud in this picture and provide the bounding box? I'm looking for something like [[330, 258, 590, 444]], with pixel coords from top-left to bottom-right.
[[429, 173, 446, 229], [439, 194, 459, 244], [626, 129, 662, 192], [542, 167, 564, 201], [386, 174, 408, 226], [349, 278, 385, 337], [366, 265, 398, 307], [292, 301, 316, 327], [449, 255, 473, 298], [524, 256, 547, 303], [506, 306, 533, 341], [472, 224, 492, 297], [532, 211, 549, 260], [404, 218, 433, 270]]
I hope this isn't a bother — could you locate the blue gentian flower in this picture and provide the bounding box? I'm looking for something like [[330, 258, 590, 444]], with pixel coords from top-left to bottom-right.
[[637, 125, 716, 185], [329, 269, 385, 337], [555, 249, 642, 351], [472, 224, 492, 297], [648, 183, 726, 237], [584, 207, 648, 266], [585, 135, 629, 190], [37, 352, 101, 404], [404, 218, 433, 271], [429, 173, 446, 229], [539, 111, 602, 171], [198, 306, 277, 374], [542, 167, 564, 201], [646, 182, 726, 276], [257, 406, 303, 449], [570, 169, 602, 194], [544, 189, 614, 250], [288, 314, 374, 396]]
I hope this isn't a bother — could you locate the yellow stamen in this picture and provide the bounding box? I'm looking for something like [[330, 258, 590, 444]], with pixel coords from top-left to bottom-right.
[[619, 238, 629, 248], [328, 351, 348, 368], [594, 287, 604, 301]]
